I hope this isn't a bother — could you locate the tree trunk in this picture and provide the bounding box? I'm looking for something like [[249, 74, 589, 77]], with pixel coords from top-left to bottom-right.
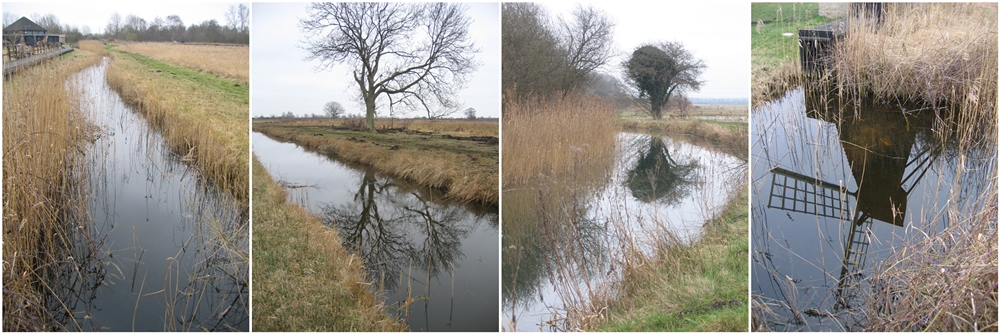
[[364, 95, 376, 133]]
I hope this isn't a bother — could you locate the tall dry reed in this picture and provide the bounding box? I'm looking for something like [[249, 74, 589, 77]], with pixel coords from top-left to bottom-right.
[[831, 3, 997, 141], [2, 44, 103, 331], [502, 93, 620, 187]]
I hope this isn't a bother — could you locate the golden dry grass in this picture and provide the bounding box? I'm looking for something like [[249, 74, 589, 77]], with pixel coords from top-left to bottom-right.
[[117, 42, 249, 85], [502, 93, 620, 187], [251, 157, 406, 331], [253, 123, 498, 205], [106, 46, 249, 205], [2, 45, 103, 331], [831, 3, 997, 134], [262, 117, 498, 138]]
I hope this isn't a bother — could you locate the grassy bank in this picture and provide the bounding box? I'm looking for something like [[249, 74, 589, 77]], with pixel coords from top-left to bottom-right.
[[2, 40, 104, 331], [621, 118, 748, 162], [253, 118, 498, 205], [105, 44, 249, 205], [594, 189, 749, 332], [251, 157, 405, 331], [751, 3, 836, 107]]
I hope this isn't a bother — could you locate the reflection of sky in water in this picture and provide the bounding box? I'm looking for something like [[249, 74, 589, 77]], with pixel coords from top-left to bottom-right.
[[504, 132, 744, 331], [751, 88, 994, 331], [65, 59, 248, 331], [253, 132, 499, 332]]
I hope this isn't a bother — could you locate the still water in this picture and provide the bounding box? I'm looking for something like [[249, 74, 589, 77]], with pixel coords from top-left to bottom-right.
[[54, 58, 248, 330], [252, 132, 499, 332], [750, 87, 995, 330], [502, 132, 744, 331]]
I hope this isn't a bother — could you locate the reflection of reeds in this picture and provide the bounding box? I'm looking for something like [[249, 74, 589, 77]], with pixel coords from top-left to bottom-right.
[[2, 42, 104, 331]]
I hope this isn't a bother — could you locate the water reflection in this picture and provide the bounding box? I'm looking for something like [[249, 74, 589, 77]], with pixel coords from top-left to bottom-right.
[[625, 136, 699, 204], [503, 133, 742, 331], [49, 59, 249, 331], [322, 169, 471, 291], [751, 85, 994, 330], [253, 132, 498, 332]]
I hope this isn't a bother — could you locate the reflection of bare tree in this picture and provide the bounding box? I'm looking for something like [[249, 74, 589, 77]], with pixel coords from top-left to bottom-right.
[[322, 169, 472, 291], [625, 136, 698, 204]]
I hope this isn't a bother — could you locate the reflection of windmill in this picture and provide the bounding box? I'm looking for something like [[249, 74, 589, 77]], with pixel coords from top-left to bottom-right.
[[766, 135, 939, 311]]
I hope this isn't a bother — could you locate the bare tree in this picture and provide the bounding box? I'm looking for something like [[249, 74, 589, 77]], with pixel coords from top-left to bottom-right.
[[3, 12, 17, 28], [464, 107, 476, 119], [301, 3, 480, 132], [324, 101, 345, 118], [106, 12, 122, 39], [166, 15, 184, 41], [501, 3, 614, 101], [556, 5, 615, 94], [31, 13, 62, 34], [225, 4, 249, 34]]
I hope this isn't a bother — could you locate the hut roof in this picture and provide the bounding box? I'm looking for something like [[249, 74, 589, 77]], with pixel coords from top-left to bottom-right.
[[3, 17, 46, 34]]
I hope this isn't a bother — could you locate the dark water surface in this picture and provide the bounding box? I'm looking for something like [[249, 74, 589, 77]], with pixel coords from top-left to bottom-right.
[[751, 87, 995, 331], [55, 58, 248, 330], [252, 132, 499, 332], [502, 132, 744, 331]]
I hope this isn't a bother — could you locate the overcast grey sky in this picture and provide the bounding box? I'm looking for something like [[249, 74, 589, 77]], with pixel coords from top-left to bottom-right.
[[543, 1, 750, 99], [3, 2, 241, 35], [252, 2, 501, 118]]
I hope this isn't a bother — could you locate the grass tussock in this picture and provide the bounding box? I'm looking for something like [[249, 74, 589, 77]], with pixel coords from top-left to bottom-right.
[[251, 157, 405, 331], [595, 190, 750, 332], [502, 93, 619, 187], [106, 46, 249, 205], [3, 46, 103, 331], [117, 42, 249, 85], [253, 122, 498, 205]]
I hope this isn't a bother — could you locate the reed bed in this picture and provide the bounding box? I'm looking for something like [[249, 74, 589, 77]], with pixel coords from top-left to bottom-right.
[[502, 93, 620, 187], [251, 157, 406, 331], [831, 3, 997, 137], [253, 125, 497, 205], [828, 7, 998, 328], [2, 44, 103, 331], [864, 189, 998, 331], [106, 47, 249, 205], [117, 42, 249, 85]]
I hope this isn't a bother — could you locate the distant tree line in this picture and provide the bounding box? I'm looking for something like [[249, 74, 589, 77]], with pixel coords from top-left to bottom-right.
[[2, 4, 249, 45]]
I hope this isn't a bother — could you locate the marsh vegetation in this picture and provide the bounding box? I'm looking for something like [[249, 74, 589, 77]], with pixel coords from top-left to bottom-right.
[[2, 40, 249, 330], [751, 3, 997, 331]]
